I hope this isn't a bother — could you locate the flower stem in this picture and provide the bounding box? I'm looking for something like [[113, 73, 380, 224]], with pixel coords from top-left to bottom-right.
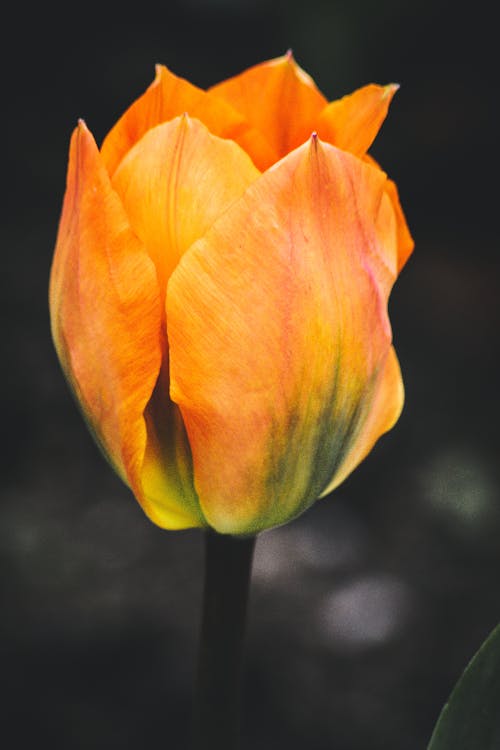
[[192, 529, 256, 750]]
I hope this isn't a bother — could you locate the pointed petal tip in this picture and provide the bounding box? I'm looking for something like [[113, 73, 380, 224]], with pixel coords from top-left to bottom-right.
[[315, 81, 401, 157], [151, 64, 173, 90], [384, 82, 400, 98], [76, 118, 90, 136], [72, 119, 95, 149], [154, 63, 166, 77], [73, 119, 101, 152]]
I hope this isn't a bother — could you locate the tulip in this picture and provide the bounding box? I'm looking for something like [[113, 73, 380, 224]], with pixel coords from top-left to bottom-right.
[[49, 53, 413, 537]]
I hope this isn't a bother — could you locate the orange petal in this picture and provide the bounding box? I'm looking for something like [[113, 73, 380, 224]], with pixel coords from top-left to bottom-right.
[[384, 178, 414, 271], [49, 122, 202, 529], [316, 83, 399, 157], [167, 136, 399, 535], [100, 64, 275, 175], [140, 361, 206, 529], [209, 53, 327, 162], [364, 153, 414, 273], [112, 115, 260, 299]]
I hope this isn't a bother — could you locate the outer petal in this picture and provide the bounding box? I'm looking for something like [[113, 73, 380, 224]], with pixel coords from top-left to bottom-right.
[[100, 65, 275, 174], [49, 122, 202, 530], [112, 115, 260, 298], [316, 83, 399, 157], [167, 137, 398, 535], [209, 53, 327, 163]]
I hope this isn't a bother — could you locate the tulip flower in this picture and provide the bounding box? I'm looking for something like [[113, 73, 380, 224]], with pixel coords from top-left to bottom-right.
[[49, 53, 413, 537]]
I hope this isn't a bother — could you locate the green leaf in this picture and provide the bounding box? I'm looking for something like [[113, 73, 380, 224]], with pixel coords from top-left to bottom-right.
[[428, 622, 500, 749]]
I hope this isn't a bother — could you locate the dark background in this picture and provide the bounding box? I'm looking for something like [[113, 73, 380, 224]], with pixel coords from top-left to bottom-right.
[[2, 0, 499, 748]]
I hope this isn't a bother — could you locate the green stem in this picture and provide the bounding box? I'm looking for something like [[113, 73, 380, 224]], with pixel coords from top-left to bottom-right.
[[192, 529, 256, 750]]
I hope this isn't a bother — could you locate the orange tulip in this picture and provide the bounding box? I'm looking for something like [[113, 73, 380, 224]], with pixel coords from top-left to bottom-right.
[[49, 54, 413, 535]]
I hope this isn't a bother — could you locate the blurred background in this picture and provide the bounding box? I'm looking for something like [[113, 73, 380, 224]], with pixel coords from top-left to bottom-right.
[[2, 0, 499, 747]]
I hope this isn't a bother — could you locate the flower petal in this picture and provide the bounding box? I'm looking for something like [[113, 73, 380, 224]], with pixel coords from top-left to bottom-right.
[[364, 153, 414, 272], [112, 115, 260, 299], [49, 122, 202, 529], [209, 53, 327, 163], [316, 83, 399, 157], [100, 64, 275, 175], [167, 137, 398, 535], [140, 362, 205, 529], [384, 178, 414, 271]]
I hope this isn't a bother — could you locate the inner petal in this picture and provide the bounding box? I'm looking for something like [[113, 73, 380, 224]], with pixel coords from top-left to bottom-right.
[[210, 53, 327, 160], [316, 83, 399, 157], [112, 114, 261, 299]]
